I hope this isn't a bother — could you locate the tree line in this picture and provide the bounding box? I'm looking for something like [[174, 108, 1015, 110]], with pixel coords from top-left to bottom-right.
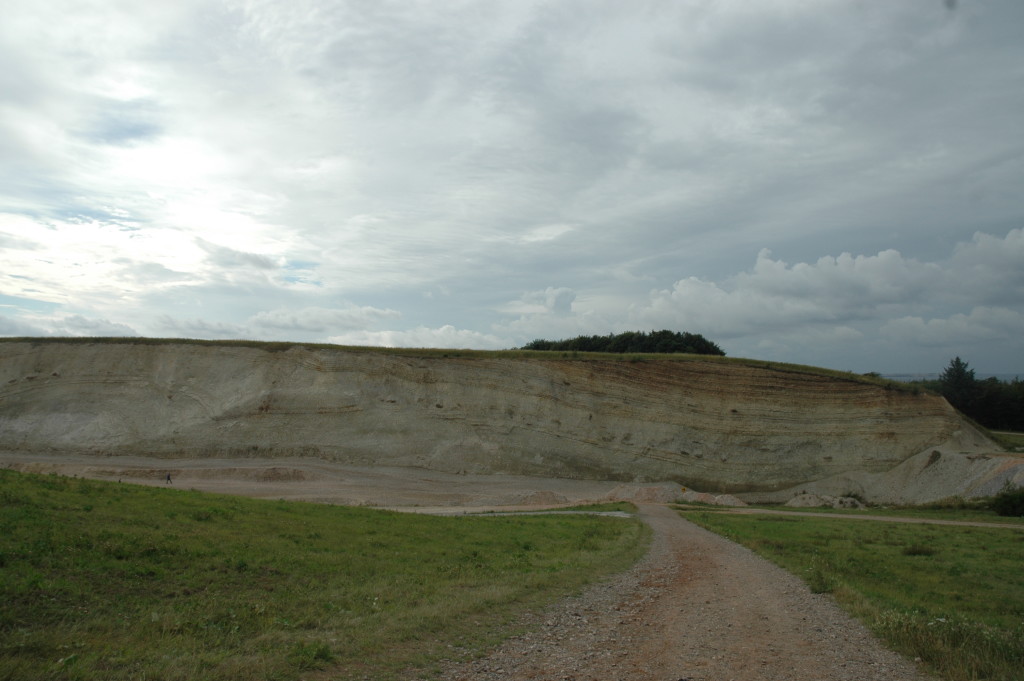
[[521, 330, 725, 356], [920, 357, 1024, 432]]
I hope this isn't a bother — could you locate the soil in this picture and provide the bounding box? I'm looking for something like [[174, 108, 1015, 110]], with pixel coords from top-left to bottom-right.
[[434, 504, 935, 681], [2, 454, 938, 680]]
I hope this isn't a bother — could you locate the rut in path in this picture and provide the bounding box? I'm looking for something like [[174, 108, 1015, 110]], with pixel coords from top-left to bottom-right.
[[442, 504, 934, 681]]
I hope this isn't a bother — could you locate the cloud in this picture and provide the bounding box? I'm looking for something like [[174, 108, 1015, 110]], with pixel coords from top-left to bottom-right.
[[946, 228, 1024, 306], [156, 316, 248, 340], [1, 2, 1021, 374], [249, 306, 400, 334], [52, 315, 139, 337], [0, 314, 49, 337], [882, 307, 1024, 347], [0, 314, 139, 338], [197, 238, 278, 270], [634, 248, 939, 339], [500, 287, 576, 317], [328, 325, 507, 350]]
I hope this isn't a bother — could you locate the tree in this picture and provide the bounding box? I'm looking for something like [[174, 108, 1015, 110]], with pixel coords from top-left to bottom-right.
[[939, 356, 978, 413], [521, 330, 725, 356]]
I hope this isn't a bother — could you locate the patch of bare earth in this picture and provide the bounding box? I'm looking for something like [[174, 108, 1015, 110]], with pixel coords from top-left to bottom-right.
[[434, 504, 934, 681]]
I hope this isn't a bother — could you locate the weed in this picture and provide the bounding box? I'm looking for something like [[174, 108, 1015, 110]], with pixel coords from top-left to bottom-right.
[[287, 641, 336, 670], [805, 553, 839, 594]]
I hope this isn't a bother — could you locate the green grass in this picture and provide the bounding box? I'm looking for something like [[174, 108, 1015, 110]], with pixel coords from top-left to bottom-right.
[[991, 431, 1024, 452], [0, 470, 649, 681], [724, 504, 1024, 525], [683, 510, 1024, 681]]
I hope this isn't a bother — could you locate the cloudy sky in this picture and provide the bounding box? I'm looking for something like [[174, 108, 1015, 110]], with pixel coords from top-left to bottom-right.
[[1, 0, 1022, 374]]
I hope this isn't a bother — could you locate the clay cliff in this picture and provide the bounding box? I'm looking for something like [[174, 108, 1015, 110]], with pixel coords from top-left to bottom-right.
[[0, 340, 1018, 504]]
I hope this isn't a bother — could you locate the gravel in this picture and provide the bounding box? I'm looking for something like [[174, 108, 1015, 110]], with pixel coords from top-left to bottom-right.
[[432, 504, 936, 681]]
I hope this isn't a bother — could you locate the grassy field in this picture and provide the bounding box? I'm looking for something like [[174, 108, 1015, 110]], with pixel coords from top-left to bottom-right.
[[0, 469, 649, 681], [683, 509, 1024, 681]]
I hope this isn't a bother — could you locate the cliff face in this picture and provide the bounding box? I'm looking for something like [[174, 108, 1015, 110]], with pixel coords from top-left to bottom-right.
[[0, 341, 1009, 501]]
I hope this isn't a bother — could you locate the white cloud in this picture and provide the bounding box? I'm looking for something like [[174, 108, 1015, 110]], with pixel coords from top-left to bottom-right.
[[634, 248, 938, 339], [250, 306, 399, 334], [53, 315, 139, 337], [882, 307, 1024, 347], [155, 316, 248, 340], [499, 287, 576, 317], [0, 315, 48, 336], [328, 325, 507, 350]]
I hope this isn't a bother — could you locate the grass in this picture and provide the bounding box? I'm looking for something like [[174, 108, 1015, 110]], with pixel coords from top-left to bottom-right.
[[0, 335, 921, 393], [0, 469, 649, 681], [991, 431, 1024, 452], [725, 503, 1024, 525], [683, 509, 1024, 681]]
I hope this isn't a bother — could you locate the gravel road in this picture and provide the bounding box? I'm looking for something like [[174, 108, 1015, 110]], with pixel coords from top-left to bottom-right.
[[437, 504, 936, 681]]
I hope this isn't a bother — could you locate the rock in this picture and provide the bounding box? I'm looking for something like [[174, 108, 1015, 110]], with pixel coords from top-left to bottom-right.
[[677, 489, 747, 507], [785, 493, 830, 508], [679, 490, 718, 505], [784, 493, 864, 509], [0, 340, 1005, 504]]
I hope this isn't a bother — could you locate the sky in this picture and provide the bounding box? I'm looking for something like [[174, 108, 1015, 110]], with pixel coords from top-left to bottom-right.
[[1, 0, 1022, 375]]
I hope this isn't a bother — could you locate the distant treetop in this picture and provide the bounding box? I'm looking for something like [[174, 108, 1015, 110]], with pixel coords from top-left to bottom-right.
[[520, 330, 725, 356]]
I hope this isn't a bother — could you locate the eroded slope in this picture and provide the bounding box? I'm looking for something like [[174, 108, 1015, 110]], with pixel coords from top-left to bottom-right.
[[0, 340, 1011, 502]]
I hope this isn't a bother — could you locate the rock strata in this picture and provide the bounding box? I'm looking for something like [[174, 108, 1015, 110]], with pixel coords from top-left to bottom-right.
[[0, 341, 1017, 504]]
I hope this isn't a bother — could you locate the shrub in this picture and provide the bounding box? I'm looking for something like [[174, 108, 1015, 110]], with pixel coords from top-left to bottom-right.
[[990, 486, 1024, 517]]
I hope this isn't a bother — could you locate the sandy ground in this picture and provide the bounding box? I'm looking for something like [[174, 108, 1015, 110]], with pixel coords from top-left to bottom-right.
[[0, 452, 682, 510]]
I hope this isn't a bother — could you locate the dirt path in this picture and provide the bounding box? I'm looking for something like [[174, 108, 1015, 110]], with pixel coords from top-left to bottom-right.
[[438, 504, 934, 681]]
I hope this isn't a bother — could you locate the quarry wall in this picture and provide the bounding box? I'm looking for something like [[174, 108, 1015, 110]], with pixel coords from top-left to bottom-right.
[[0, 341, 1014, 502]]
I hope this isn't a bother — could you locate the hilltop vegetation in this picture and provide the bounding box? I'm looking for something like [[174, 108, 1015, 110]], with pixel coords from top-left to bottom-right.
[[520, 329, 725, 356]]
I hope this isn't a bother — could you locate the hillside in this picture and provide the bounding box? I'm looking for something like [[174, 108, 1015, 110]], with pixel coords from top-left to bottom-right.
[[0, 339, 1019, 504]]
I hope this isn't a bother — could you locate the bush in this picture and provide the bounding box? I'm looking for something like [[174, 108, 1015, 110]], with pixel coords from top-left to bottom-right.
[[990, 486, 1024, 517]]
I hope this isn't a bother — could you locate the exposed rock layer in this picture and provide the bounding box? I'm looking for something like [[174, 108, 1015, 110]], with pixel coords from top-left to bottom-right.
[[0, 341, 1015, 503]]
